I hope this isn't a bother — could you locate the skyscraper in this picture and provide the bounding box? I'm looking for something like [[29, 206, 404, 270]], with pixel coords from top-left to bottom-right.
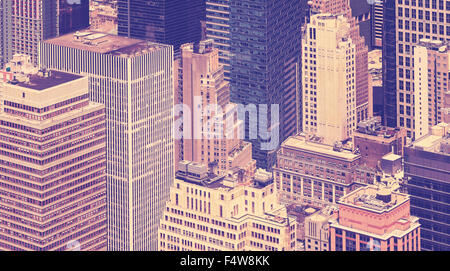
[[309, 0, 371, 126], [302, 14, 357, 144], [414, 39, 450, 138], [40, 31, 174, 251], [384, 0, 450, 139], [229, 0, 304, 169], [117, 0, 204, 54], [11, 0, 58, 64], [58, 0, 90, 35], [0, 63, 107, 251], [206, 0, 231, 79], [0, 0, 12, 68], [178, 40, 256, 177], [11, 0, 90, 65], [404, 123, 450, 251]]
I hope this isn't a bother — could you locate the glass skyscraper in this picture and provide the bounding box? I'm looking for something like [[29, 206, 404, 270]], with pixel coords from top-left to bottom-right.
[[117, 0, 204, 54], [58, 0, 90, 35], [228, 0, 304, 169]]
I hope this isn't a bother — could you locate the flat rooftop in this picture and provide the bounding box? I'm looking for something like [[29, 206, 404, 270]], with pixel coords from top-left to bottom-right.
[[10, 70, 83, 91], [45, 31, 169, 56], [282, 135, 359, 161], [339, 186, 409, 213], [411, 123, 450, 154]]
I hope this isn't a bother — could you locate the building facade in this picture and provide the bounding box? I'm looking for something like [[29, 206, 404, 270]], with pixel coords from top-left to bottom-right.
[[0, 69, 107, 251], [177, 40, 256, 178], [302, 14, 357, 144], [330, 185, 421, 251], [384, 0, 450, 139], [273, 134, 376, 209], [58, 0, 90, 35], [404, 123, 450, 251], [228, 0, 304, 170], [40, 32, 174, 251], [158, 161, 297, 251], [117, 0, 203, 54], [0, 0, 12, 68], [414, 39, 450, 138]]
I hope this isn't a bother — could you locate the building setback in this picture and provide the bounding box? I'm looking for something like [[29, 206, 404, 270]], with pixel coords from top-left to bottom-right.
[[177, 40, 256, 178], [158, 161, 297, 251], [40, 32, 174, 251], [404, 123, 450, 251], [330, 185, 421, 251], [0, 69, 107, 251]]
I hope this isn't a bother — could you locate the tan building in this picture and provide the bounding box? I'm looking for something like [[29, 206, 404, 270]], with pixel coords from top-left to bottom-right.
[[302, 14, 357, 144], [273, 134, 376, 209], [177, 40, 255, 178], [414, 39, 450, 138], [304, 206, 337, 251], [158, 161, 297, 251], [309, 0, 370, 124], [329, 185, 421, 251], [0, 67, 107, 250]]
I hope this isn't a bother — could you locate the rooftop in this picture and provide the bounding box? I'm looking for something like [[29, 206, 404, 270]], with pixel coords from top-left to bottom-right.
[[282, 135, 359, 161], [45, 31, 169, 56], [411, 123, 450, 154], [339, 185, 409, 213], [9, 70, 83, 91], [417, 38, 449, 52]]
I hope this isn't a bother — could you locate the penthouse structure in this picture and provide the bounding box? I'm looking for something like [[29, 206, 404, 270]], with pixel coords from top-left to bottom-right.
[[304, 205, 337, 251], [353, 117, 407, 168], [0, 69, 107, 251], [158, 161, 297, 251], [414, 39, 450, 139], [405, 123, 450, 251], [273, 134, 376, 209], [177, 40, 255, 178], [40, 32, 174, 251], [330, 185, 421, 251]]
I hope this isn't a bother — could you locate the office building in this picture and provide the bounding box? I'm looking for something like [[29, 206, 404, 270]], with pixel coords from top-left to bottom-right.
[[178, 40, 256, 178], [117, 0, 203, 54], [384, 0, 450, 138], [414, 39, 450, 138], [309, 0, 371, 127], [229, 0, 304, 170], [158, 161, 297, 251], [353, 117, 407, 168], [273, 134, 376, 209], [0, 67, 107, 251], [0, 0, 12, 68], [11, 0, 58, 64], [404, 123, 450, 251], [40, 32, 174, 251], [58, 0, 90, 35], [302, 14, 357, 144], [330, 185, 421, 251]]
